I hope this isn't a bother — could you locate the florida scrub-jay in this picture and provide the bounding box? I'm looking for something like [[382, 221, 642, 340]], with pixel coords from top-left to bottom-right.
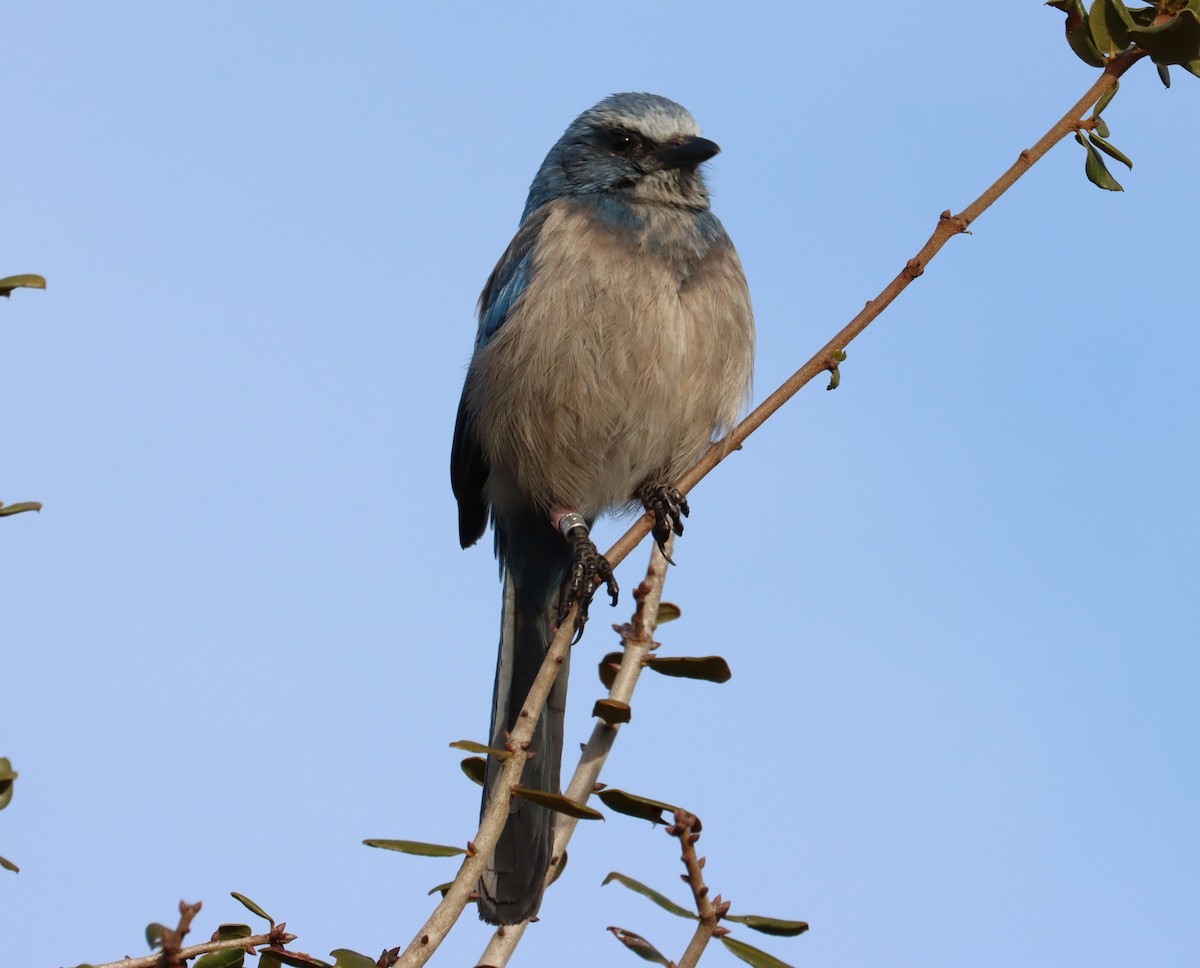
[[451, 92, 755, 925]]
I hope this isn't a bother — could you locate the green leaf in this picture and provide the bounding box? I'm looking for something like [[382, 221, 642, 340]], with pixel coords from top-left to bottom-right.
[[593, 698, 631, 724], [606, 926, 674, 966], [1089, 0, 1130, 54], [725, 915, 811, 937], [1075, 132, 1124, 191], [193, 948, 246, 968], [1068, 23, 1108, 65], [1048, 0, 1107, 65], [1093, 117, 1110, 137], [330, 951, 378, 968], [230, 892, 275, 926], [0, 274, 46, 297], [1091, 77, 1120, 116], [449, 739, 510, 759], [146, 923, 168, 950], [460, 756, 486, 786], [646, 655, 732, 683], [214, 925, 253, 940], [1085, 145, 1124, 190], [602, 872, 696, 919], [427, 880, 454, 897], [655, 602, 682, 623], [1183, 56, 1200, 77], [1087, 132, 1133, 168], [258, 950, 331, 968], [362, 838, 467, 857], [1106, 0, 1135, 27], [1158, 62, 1172, 86], [0, 759, 15, 810], [0, 854, 19, 873], [0, 502, 42, 518], [596, 788, 701, 830], [720, 935, 798, 968], [598, 651, 624, 689], [511, 787, 604, 820], [1129, 9, 1200, 66]]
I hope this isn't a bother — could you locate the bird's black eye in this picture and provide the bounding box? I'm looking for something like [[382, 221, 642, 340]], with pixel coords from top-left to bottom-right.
[[605, 129, 645, 156]]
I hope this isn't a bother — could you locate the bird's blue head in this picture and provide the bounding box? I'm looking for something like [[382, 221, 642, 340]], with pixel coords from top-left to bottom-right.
[[522, 93, 720, 220]]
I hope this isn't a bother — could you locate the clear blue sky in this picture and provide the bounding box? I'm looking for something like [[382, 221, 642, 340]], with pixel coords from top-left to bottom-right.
[[3, 4, 1197, 967]]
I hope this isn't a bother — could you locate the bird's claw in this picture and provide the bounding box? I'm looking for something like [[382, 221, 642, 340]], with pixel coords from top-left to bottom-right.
[[559, 524, 619, 640], [638, 484, 690, 562]]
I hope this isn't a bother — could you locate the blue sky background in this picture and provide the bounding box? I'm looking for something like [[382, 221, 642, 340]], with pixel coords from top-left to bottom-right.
[[3, 4, 1197, 967]]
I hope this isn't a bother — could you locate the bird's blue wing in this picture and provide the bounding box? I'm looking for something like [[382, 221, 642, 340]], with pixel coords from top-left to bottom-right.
[[475, 207, 550, 347], [452, 207, 552, 547]]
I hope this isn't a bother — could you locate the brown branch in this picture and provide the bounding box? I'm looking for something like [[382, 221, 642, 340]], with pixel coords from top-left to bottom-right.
[[88, 903, 297, 968], [670, 810, 729, 968]]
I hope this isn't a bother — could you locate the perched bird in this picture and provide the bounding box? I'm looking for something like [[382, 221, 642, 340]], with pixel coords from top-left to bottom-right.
[[451, 92, 755, 925]]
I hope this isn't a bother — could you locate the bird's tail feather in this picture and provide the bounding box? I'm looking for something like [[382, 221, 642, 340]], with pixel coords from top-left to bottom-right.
[[478, 566, 569, 925]]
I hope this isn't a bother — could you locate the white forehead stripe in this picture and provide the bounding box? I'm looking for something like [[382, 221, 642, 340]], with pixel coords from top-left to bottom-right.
[[584, 94, 702, 141]]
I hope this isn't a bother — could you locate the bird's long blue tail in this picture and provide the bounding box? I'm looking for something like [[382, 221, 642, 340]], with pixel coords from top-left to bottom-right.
[[478, 523, 570, 925]]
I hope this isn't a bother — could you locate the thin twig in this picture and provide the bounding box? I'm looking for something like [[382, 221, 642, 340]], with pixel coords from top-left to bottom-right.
[[399, 50, 1148, 967], [671, 810, 728, 968], [88, 909, 295, 968]]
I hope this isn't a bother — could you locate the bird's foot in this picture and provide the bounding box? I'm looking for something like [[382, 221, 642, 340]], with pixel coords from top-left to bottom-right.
[[554, 512, 618, 640], [637, 483, 690, 563]]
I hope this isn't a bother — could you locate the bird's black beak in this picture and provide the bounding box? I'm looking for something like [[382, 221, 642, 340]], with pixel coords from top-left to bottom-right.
[[654, 135, 720, 170]]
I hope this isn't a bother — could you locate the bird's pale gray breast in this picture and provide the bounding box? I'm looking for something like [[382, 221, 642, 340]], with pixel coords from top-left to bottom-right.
[[467, 199, 754, 519]]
